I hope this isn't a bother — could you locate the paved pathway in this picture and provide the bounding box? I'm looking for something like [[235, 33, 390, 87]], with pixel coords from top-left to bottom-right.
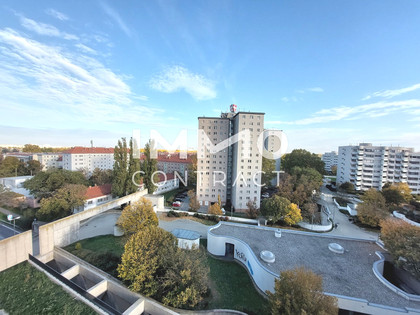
[[319, 186, 379, 241], [78, 212, 121, 240]]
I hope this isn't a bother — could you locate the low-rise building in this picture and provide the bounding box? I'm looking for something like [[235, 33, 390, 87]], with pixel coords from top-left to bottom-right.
[[0, 175, 40, 208], [153, 173, 180, 195], [62, 147, 114, 175], [81, 184, 113, 211]]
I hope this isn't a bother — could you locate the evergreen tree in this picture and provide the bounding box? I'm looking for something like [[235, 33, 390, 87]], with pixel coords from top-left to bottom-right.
[[141, 140, 158, 194], [112, 138, 128, 197], [126, 138, 140, 194]]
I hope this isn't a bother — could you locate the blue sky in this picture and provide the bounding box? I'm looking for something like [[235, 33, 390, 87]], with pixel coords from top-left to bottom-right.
[[1, 0, 420, 153]]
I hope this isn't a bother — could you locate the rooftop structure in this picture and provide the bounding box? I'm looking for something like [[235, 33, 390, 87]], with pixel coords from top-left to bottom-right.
[[208, 222, 420, 314]]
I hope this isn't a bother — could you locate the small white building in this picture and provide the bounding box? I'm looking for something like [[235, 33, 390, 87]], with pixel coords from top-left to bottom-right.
[[172, 229, 200, 250], [78, 184, 113, 212], [0, 176, 40, 208]]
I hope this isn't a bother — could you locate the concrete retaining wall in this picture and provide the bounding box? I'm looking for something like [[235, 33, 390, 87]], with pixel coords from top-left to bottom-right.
[[39, 189, 148, 256], [393, 211, 420, 227], [298, 220, 333, 232], [0, 230, 33, 272], [333, 198, 358, 216]]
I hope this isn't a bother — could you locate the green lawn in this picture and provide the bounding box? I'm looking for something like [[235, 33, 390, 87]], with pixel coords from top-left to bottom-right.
[[65, 235, 267, 313], [0, 262, 95, 315], [206, 255, 267, 314]]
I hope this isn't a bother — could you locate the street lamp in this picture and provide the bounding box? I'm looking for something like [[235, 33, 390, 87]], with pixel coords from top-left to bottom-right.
[[7, 214, 20, 235]]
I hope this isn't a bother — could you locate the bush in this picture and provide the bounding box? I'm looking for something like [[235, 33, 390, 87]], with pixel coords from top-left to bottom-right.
[[74, 242, 82, 250], [167, 210, 180, 217]]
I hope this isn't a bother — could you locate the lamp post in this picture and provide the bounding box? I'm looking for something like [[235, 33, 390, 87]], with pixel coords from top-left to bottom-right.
[[7, 214, 20, 235]]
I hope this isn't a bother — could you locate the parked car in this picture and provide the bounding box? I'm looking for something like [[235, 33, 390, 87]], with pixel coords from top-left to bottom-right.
[[172, 201, 181, 207]]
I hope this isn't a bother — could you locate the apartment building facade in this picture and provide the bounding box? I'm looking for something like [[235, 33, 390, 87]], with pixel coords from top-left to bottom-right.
[[337, 143, 420, 194], [33, 153, 63, 170], [62, 147, 114, 174], [322, 151, 338, 172], [197, 106, 265, 211]]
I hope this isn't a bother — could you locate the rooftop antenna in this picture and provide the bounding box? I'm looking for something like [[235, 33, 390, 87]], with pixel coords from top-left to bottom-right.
[[90, 140, 93, 148]]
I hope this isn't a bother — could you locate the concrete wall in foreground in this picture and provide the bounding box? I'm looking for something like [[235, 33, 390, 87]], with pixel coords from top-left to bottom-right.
[[0, 230, 32, 272], [39, 189, 148, 256]]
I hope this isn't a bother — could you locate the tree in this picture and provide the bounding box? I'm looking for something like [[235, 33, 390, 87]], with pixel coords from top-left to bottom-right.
[[357, 189, 388, 227], [118, 226, 209, 308], [23, 169, 88, 199], [89, 168, 113, 186], [26, 160, 42, 175], [283, 203, 302, 226], [22, 144, 42, 153], [302, 202, 318, 224], [118, 226, 176, 296], [141, 140, 158, 194], [37, 184, 87, 221], [112, 138, 128, 197], [382, 183, 412, 206], [188, 190, 200, 212], [0, 156, 22, 177], [208, 202, 222, 215], [187, 154, 197, 187], [281, 149, 325, 175], [159, 245, 209, 308], [338, 182, 355, 194], [246, 200, 259, 219], [116, 197, 158, 234], [126, 138, 140, 195], [267, 267, 338, 315], [262, 157, 276, 187], [380, 218, 420, 279], [261, 195, 291, 222], [330, 165, 337, 176]]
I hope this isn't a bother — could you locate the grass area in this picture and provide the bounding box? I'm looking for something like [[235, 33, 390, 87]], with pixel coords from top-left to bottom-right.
[[64, 235, 126, 277], [0, 262, 95, 315], [205, 255, 267, 314], [335, 197, 349, 207], [65, 235, 266, 313]]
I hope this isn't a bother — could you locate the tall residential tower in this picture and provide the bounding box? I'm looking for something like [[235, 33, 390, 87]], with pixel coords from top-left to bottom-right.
[[197, 105, 265, 211]]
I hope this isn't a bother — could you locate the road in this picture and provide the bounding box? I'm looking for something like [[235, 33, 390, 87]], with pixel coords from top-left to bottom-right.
[[319, 185, 379, 241], [0, 223, 20, 240]]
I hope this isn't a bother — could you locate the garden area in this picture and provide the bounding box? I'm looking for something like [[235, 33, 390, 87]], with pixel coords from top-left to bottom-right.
[[64, 235, 267, 314], [0, 262, 95, 314]]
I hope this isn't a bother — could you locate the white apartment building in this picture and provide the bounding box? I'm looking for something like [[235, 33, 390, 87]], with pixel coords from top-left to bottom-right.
[[197, 105, 265, 211], [62, 147, 114, 175], [337, 143, 420, 194], [322, 151, 338, 172], [33, 153, 63, 170]]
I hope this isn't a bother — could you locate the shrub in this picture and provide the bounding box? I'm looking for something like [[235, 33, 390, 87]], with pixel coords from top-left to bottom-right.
[[74, 242, 82, 250]]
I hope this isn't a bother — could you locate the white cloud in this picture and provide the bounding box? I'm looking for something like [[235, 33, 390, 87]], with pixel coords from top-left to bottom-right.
[[19, 15, 78, 40], [296, 87, 324, 94], [150, 65, 216, 101], [0, 28, 156, 125], [266, 99, 420, 126], [100, 2, 132, 38], [363, 83, 420, 100], [75, 43, 97, 55], [45, 9, 69, 21]]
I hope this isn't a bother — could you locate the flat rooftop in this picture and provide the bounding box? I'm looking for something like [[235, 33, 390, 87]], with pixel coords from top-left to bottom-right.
[[211, 224, 420, 311]]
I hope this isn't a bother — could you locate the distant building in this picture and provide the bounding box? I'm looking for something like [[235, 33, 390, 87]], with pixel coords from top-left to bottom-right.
[[62, 147, 114, 175], [197, 105, 265, 211], [0, 175, 40, 208], [4, 152, 33, 163], [33, 153, 63, 170], [156, 152, 192, 179], [264, 129, 283, 185], [322, 151, 338, 172], [337, 143, 420, 193], [153, 173, 180, 195]]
